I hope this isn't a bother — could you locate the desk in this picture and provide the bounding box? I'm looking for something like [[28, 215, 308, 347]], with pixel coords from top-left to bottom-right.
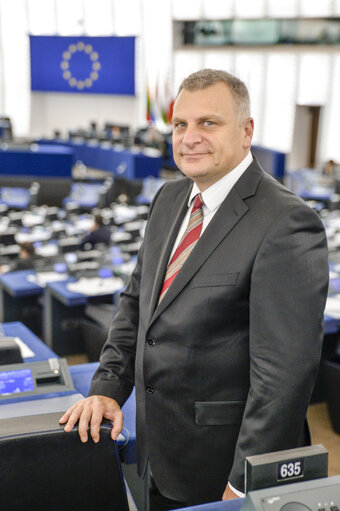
[[0, 269, 123, 353], [0, 328, 134, 458], [0, 270, 44, 335], [0, 326, 134, 458], [37, 139, 162, 178], [43, 278, 121, 355], [0, 321, 82, 412], [43, 277, 90, 355], [0, 270, 41, 299], [1, 321, 57, 362], [0, 144, 74, 178], [0, 268, 82, 327]]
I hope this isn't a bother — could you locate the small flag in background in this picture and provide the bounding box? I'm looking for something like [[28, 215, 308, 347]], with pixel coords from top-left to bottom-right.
[[147, 74, 174, 126], [146, 86, 156, 123], [30, 35, 135, 95]]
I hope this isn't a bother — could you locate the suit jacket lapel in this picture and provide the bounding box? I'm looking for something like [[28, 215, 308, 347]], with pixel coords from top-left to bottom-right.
[[150, 159, 264, 325], [148, 182, 192, 320]]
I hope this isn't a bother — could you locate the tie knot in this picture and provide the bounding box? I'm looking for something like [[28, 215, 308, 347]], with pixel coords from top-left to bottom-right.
[[192, 193, 204, 212]]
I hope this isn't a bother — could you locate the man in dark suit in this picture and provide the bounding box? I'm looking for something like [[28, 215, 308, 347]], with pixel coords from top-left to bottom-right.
[[60, 69, 329, 509]]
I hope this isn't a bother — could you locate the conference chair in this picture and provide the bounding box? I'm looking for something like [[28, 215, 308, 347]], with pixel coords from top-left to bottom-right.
[[0, 411, 130, 511]]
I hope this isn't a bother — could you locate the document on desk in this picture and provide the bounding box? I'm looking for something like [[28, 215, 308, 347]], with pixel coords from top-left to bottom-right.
[[67, 277, 124, 296], [15, 337, 35, 358], [324, 295, 340, 319], [0, 336, 35, 358], [27, 272, 68, 288]]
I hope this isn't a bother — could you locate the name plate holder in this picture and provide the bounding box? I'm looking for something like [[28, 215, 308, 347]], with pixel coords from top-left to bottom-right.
[[245, 444, 328, 493]]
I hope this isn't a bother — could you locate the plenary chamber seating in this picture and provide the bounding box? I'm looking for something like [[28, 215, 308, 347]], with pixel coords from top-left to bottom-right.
[[0, 411, 130, 511]]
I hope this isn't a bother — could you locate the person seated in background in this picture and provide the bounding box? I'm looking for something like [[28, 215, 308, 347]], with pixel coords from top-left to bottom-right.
[[80, 214, 111, 250], [0, 241, 36, 274], [323, 159, 338, 177], [144, 126, 166, 151], [1, 241, 36, 273], [15, 242, 36, 270]]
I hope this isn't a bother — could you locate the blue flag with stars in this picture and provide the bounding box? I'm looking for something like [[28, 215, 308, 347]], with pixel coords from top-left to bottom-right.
[[30, 35, 135, 95]]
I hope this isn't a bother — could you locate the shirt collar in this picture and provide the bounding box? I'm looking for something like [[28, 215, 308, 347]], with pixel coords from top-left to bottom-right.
[[188, 151, 253, 211]]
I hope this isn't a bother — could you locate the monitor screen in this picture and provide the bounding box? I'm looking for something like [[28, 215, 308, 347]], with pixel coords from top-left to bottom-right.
[[0, 368, 34, 396]]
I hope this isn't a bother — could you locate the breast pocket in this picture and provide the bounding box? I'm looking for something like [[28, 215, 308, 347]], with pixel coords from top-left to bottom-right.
[[191, 272, 239, 289], [195, 400, 246, 426]]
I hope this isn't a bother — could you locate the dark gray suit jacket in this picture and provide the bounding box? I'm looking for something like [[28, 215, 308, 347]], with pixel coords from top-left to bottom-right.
[[89, 158, 329, 505]]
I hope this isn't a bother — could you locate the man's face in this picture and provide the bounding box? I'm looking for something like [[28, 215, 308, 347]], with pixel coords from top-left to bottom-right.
[[172, 82, 253, 191]]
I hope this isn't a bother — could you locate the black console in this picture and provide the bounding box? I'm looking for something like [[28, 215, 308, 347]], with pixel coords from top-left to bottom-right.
[[0, 358, 75, 402]]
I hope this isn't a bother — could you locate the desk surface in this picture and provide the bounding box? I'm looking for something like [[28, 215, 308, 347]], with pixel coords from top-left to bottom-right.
[[46, 277, 123, 306], [0, 270, 43, 297], [46, 277, 88, 306], [1, 321, 57, 362], [0, 271, 116, 305]]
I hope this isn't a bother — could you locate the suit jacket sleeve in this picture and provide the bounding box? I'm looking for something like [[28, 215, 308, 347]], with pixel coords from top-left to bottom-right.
[[88, 186, 164, 407], [228, 204, 329, 492]]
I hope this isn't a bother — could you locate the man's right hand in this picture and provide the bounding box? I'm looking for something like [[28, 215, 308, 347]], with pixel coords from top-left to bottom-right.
[[59, 395, 123, 443]]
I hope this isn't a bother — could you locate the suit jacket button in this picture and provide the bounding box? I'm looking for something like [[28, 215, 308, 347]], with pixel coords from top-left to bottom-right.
[[146, 385, 154, 393], [147, 338, 156, 347]]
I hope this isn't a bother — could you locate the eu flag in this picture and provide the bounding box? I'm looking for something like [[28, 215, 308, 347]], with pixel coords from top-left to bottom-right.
[[30, 35, 135, 95]]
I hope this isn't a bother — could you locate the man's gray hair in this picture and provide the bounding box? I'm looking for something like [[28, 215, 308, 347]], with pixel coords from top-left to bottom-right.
[[177, 68, 251, 122]]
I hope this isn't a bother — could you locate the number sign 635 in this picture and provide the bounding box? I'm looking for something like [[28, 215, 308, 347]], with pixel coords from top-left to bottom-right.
[[279, 460, 303, 480]]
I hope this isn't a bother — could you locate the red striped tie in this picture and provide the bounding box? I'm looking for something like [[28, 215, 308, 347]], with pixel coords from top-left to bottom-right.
[[158, 193, 204, 303]]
